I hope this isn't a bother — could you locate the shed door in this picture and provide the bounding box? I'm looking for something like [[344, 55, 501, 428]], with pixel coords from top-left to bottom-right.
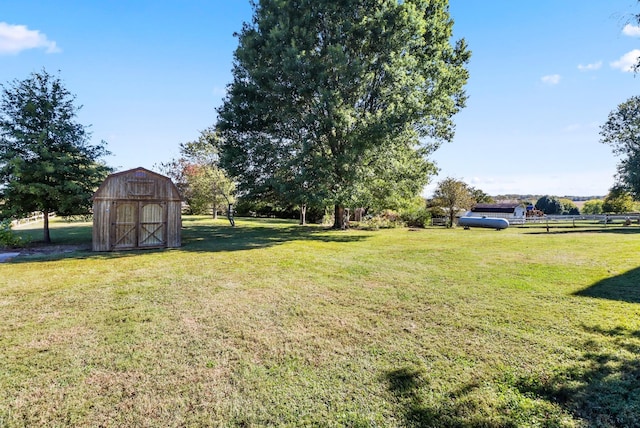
[[111, 201, 167, 249], [139, 202, 166, 247], [112, 202, 137, 249]]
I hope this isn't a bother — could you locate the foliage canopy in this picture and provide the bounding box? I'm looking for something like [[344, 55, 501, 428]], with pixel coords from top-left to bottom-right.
[[581, 199, 604, 215], [431, 177, 475, 227], [535, 195, 563, 215], [600, 95, 640, 198], [0, 69, 110, 243], [217, 0, 470, 228], [158, 128, 235, 221], [603, 186, 635, 214]]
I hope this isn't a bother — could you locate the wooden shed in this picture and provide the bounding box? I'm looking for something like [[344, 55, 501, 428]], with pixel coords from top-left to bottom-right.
[[92, 167, 182, 251]]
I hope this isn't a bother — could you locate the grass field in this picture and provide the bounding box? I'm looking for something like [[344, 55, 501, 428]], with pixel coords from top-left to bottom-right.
[[2, 217, 640, 427]]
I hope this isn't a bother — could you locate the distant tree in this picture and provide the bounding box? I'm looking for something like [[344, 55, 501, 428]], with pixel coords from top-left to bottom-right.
[[183, 164, 235, 218], [535, 195, 563, 215], [425, 199, 446, 219], [0, 69, 111, 243], [602, 186, 635, 213], [600, 96, 640, 197], [559, 198, 580, 215], [432, 177, 475, 228], [158, 128, 235, 222], [217, 0, 470, 229], [582, 199, 604, 215], [468, 186, 494, 204]]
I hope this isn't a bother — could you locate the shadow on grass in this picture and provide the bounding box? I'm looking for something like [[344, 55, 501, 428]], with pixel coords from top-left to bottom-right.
[[388, 328, 640, 427], [14, 223, 93, 246], [180, 218, 367, 253], [385, 367, 502, 428], [386, 366, 442, 427], [6, 217, 371, 263], [574, 266, 640, 304], [514, 325, 640, 427], [522, 226, 640, 235]]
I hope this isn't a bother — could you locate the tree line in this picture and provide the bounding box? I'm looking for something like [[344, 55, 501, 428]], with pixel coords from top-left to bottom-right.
[[2, 1, 640, 243]]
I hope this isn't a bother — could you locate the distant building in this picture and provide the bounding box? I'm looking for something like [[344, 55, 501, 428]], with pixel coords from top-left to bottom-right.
[[466, 203, 526, 223]]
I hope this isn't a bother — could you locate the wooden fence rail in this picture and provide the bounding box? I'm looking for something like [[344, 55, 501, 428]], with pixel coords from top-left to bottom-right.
[[10, 212, 56, 228], [431, 214, 640, 228]]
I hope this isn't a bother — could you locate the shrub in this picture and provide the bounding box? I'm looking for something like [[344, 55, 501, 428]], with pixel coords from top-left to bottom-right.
[[0, 219, 25, 248], [400, 206, 432, 228], [360, 210, 406, 230]]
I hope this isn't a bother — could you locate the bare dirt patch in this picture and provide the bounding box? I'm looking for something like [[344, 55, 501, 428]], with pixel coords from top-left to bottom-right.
[[0, 244, 90, 262]]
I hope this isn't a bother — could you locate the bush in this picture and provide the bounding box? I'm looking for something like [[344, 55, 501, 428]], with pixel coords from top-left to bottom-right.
[[0, 219, 25, 248], [360, 210, 405, 230], [400, 206, 432, 228]]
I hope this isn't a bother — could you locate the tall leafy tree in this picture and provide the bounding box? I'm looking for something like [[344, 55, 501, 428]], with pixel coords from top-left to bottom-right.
[[217, 0, 470, 229], [600, 95, 640, 197], [431, 177, 475, 228], [0, 69, 110, 243]]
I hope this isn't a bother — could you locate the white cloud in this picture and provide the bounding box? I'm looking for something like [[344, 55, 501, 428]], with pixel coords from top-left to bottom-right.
[[623, 24, 640, 37], [0, 22, 60, 55], [610, 49, 640, 72], [541, 74, 561, 85], [562, 122, 599, 132], [577, 61, 602, 71], [563, 123, 581, 132]]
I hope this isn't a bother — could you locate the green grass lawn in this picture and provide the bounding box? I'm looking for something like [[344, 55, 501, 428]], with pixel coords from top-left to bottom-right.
[[2, 217, 640, 427]]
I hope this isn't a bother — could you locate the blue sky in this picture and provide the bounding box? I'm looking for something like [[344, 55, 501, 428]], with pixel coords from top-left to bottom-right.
[[1, 1, 639, 197]]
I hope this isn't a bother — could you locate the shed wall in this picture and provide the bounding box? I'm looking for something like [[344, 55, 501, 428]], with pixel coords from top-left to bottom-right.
[[92, 200, 111, 251], [92, 168, 182, 251]]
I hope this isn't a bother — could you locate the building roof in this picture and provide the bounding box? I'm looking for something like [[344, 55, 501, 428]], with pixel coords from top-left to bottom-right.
[[93, 167, 181, 201], [471, 203, 522, 214]]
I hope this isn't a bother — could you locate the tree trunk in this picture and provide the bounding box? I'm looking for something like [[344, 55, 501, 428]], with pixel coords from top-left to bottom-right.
[[299, 204, 307, 225], [227, 203, 235, 227], [213, 209, 218, 220], [43, 210, 51, 243], [333, 205, 348, 229]]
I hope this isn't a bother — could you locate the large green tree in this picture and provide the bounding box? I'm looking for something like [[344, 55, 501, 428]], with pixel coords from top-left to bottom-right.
[[0, 69, 110, 243], [600, 96, 640, 198], [217, 0, 470, 229]]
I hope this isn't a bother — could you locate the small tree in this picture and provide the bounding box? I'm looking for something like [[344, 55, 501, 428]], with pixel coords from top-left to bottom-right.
[[535, 195, 563, 215], [559, 198, 580, 215], [432, 177, 475, 228], [468, 186, 494, 204], [582, 199, 604, 215], [158, 128, 236, 223], [0, 69, 110, 243], [603, 186, 635, 213]]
